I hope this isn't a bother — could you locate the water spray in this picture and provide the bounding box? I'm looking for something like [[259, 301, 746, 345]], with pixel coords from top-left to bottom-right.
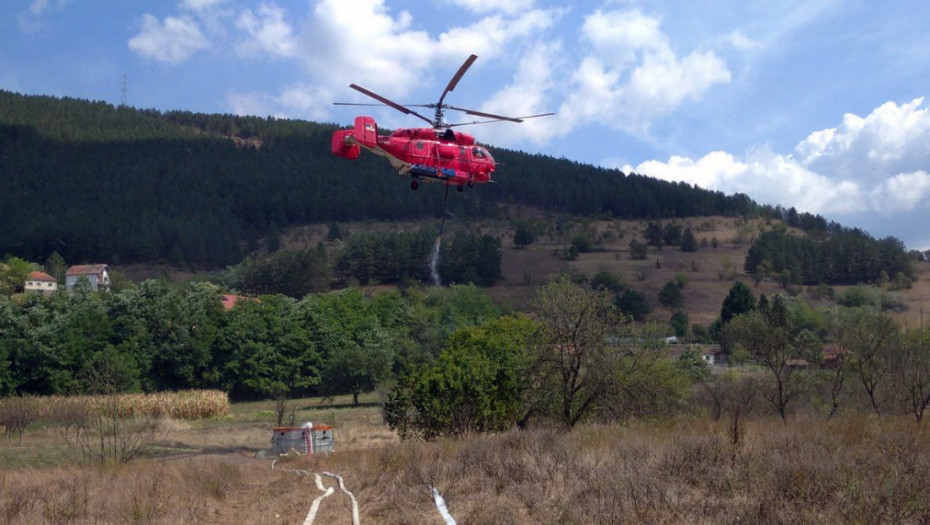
[[430, 183, 452, 286]]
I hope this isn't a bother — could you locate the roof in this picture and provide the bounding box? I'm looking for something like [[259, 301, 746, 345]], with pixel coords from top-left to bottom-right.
[[28, 271, 57, 282], [272, 425, 334, 432], [221, 294, 258, 310], [66, 264, 108, 276], [822, 343, 852, 360], [222, 294, 242, 310]]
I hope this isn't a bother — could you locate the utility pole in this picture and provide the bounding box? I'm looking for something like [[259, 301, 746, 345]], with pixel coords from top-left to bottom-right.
[[120, 73, 129, 107]]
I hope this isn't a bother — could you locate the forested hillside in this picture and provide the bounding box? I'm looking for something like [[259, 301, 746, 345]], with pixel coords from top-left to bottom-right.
[[1, 90, 754, 266]]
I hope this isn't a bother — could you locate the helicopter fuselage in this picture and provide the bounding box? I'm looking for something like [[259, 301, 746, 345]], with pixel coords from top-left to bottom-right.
[[332, 116, 496, 189]]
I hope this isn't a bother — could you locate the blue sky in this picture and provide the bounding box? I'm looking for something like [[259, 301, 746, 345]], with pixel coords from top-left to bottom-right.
[[3, 0, 930, 249]]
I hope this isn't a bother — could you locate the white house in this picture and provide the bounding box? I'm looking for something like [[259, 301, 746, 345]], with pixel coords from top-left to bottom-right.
[[24, 271, 58, 294], [65, 264, 110, 292]]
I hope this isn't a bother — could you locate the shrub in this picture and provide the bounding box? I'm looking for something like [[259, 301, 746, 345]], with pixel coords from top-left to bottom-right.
[[0, 395, 38, 445]]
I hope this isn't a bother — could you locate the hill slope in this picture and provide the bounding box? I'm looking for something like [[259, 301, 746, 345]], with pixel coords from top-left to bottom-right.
[[1, 90, 755, 266]]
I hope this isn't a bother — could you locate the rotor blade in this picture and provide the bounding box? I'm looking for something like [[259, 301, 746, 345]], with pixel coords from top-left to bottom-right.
[[349, 84, 433, 125], [447, 105, 524, 122], [445, 113, 556, 128], [334, 102, 431, 107], [333, 102, 389, 107], [437, 54, 478, 107]]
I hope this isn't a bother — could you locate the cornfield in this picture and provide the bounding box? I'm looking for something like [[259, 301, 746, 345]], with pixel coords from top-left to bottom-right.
[[0, 390, 229, 422]]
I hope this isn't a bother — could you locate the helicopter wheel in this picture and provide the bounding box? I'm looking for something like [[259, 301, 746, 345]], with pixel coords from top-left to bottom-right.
[[467, 181, 474, 187], [410, 180, 419, 190], [457, 185, 464, 192]]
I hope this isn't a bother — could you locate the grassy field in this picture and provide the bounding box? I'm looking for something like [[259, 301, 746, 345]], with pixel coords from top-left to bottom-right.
[[3, 392, 930, 524]]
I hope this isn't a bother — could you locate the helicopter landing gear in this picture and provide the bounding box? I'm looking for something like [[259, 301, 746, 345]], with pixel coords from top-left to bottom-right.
[[457, 185, 464, 192], [410, 180, 419, 190], [467, 181, 474, 187]]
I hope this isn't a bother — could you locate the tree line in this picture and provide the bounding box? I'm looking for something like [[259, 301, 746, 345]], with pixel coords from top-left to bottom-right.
[[0, 280, 500, 401], [745, 226, 915, 285]]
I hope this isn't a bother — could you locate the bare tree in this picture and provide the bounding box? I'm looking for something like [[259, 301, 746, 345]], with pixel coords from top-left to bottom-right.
[[0, 395, 38, 445], [56, 396, 161, 466], [824, 349, 853, 420], [840, 309, 900, 415], [721, 297, 820, 420], [896, 328, 930, 422], [529, 275, 626, 427]]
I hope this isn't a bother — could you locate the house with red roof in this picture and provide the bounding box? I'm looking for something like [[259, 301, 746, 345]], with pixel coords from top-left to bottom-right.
[[24, 271, 58, 294], [221, 294, 258, 310], [65, 264, 110, 292]]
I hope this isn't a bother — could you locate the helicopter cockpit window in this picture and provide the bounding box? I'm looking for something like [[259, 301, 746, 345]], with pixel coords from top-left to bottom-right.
[[473, 147, 486, 159], [416, 141, 424, 149]]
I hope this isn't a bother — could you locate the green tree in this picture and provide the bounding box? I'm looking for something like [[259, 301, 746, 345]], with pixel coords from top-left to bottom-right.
[[322, 336, 392, 406], [513, 221, 536, 249], [217, 295, 321, 400], [663, 223, 682, 246], [670, 310, 688, 338], [678, 347, 711, 382], [45, 251, 67, 284], [720, 281, 755, 324], [384, 315, 539, 439], [614, 288, 650, 321], [658, 280, 684, 312], [590, 266, 624, 292], [326, 222, 343, 241], [1, 257, 31, 295], [628, 239, 648, 260], [644, 222, 663, 247], [680, 227, 698, 252]]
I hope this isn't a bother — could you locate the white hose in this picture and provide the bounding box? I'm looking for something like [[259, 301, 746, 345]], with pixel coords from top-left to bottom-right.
[[430, 485, 456, 525]]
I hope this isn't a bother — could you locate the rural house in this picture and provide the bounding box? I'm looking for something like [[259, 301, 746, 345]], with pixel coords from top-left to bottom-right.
[[24, 271, 58, 294], [65, 264, 110, 292]]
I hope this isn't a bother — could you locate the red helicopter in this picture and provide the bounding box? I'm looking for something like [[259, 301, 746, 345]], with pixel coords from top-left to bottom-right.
[[331, 54, 552, 191]]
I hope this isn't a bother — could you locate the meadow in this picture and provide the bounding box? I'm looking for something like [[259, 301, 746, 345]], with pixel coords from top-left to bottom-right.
[[2, 392, 930, 524]]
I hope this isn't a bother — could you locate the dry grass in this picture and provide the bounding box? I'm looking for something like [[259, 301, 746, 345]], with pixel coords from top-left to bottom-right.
[[288, 415, 930, 524], [4, 389, 930, 523]]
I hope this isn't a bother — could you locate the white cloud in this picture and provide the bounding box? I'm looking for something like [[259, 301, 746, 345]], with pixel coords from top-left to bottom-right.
[[476, 41, 562, 145], [28, 0, 70, 15], [182, 0, 225, 12], [621, 98, 930, 220], [227, 84, 334, 121], [558, 9, 731, 134], [437, 0, 535, 15], [795, 98, 930, 180], [724, 30, 762, 50], [236, 4, 297, 58], [627, 148, 862, 215], [227, 92, 280, 118], [18, 0, 71, 31], [128, 14, 209, 64], [870, 171, 930, 213], [582, 8, 666, 66], [298, 0, 558, 99]]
